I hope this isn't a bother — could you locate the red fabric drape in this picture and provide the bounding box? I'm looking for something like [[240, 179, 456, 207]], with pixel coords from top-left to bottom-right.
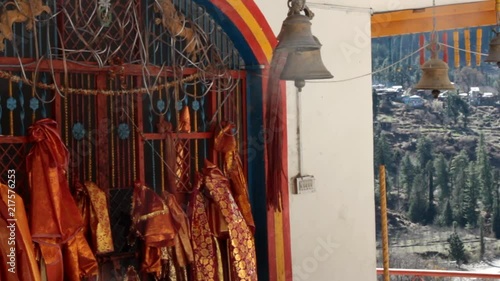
[[420, 34, 426, 65], [443, 32, 449, 63], [265, 49, 289, 211]]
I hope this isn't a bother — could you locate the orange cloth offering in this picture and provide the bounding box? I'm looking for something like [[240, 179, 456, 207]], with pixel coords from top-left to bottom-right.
[[26, 119, 97, 281], [0, 183, 41, 281], [130, 182, 176, 277]]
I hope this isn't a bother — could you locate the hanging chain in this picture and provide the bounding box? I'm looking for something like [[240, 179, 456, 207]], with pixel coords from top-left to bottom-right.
[[429, 0, 439, 59], [432, 0, 436, 33]]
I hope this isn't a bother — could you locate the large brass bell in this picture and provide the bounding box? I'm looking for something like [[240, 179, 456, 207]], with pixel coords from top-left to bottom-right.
[[414, 58, 455, 90], [485, 32, 500, 68], [280, 38, 333, 91], [276, 14, 321, 51]]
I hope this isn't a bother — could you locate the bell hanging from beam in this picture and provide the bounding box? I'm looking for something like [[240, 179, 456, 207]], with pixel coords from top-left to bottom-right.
[[415, 37, 455, 92], [485, 32, 500, 68], [275, 14, 321, 51], [280, 37, 333, 91]]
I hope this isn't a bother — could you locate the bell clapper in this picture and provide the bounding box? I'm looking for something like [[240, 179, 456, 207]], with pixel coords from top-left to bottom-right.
[[295, 79, 305, 91], [432, 89, 440, 99]]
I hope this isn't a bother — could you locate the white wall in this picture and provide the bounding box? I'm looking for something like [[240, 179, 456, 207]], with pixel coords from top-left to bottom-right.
[[254, 1, 377, 281], [303, 0, 487, 13]]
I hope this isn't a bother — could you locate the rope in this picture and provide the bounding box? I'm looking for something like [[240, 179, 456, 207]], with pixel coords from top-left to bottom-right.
[[0, 70, 199, 96], [379, 165, 390, 281]]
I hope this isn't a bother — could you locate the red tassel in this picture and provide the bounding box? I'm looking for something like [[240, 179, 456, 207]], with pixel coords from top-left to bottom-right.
[[443, 32, 448, 63], [265, 50, 288, 211], [419, 34, 425, 65]]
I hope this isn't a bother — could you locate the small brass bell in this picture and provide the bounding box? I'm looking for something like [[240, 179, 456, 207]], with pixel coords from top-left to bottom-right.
[[276, 14, 321, 51], [485, 32, 500, 68], [414, 58, 455, 90], [280, 39, 333, 91]]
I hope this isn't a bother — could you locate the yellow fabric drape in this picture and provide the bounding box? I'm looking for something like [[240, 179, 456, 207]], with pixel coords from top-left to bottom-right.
[[192, 160, 257, 281], [75, 181, 114, 255], [454, 31, 460, 68], [214, 123, 255, 233], [476, 29, 482, 66], [465, 29, 471, 66], [190, 173, 217, 281], [0, 183, 41, 281]]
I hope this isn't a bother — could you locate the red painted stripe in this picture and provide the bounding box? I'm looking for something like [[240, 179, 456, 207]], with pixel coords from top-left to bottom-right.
[[279, 80, 293, 281], [211, 0, 269, 64], [243, 1, 279, 47]]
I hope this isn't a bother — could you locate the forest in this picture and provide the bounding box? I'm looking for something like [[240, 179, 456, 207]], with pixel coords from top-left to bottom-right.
[[372, 25, 500, 266]]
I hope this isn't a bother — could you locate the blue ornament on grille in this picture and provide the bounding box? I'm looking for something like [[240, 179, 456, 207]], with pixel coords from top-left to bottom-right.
[[175, 101, 183, 111], [192, 100, 200, 111], [30, 97, 39, 111], [6, 97, 17, 111], [157, 99, 166, 112], [117, 123, 130, 140], [72, 123, 86, 141]]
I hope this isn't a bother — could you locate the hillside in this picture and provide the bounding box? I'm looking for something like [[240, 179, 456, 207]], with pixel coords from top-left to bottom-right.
[[374, 97, 500, 264], [376, 100, 500, 169]]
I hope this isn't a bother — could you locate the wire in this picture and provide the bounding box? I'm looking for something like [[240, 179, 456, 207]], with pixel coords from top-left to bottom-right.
[[441, 43, 488, 57], [308, 44, 427, 83]]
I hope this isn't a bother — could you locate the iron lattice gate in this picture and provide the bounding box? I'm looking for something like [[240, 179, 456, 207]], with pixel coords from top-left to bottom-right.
[[0, 0, 248, 279]]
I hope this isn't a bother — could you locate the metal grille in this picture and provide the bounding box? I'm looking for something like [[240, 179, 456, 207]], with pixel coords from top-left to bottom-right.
[[0, 141, 29, 199], [60, 73, 98, 184], [60, 0, 142, 64], [0, 0, 248, 277], [0, 72, 54, 136]]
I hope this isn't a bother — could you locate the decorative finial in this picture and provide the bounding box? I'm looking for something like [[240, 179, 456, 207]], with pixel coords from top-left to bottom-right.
[[287, 0, 314, 19]]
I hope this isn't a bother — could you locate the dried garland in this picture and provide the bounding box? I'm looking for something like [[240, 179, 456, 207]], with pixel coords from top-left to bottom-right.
[[0, 70, 199, 96]]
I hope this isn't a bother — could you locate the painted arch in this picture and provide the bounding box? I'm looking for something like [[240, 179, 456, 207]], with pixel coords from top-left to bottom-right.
[[191, 1, 292, 281]]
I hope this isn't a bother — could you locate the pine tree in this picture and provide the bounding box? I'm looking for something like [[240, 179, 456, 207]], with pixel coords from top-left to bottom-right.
[[416, 136, 433, 169], [399, 152, 415, 196], [450, 150, 469, 226], [479, 216, 485, 260], [463, 162, 479, 228], [476, 133, 493, 213], [408, 173, 427, 223], [493, 205, 500, 239], [448, 222, 467, 267], [440, 200, 454, 227], [492, 170, 500, 238], [374, 134, 393, 177], [434, 154, 450, 203], [425, 161, 436, 224], [373, 88, 379, 121]]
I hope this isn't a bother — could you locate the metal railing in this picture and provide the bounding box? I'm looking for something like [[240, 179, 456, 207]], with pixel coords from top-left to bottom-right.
[[376, 268, 500, 280]]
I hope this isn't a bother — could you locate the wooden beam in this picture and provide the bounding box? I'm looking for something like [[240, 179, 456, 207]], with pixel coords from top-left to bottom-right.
[[372, 0, 497, 37]]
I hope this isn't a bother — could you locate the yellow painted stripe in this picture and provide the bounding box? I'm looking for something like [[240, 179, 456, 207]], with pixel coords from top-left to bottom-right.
[[274, 211, 286, 281], [227, 0, 274, 62], [465, 29, 471, 67]]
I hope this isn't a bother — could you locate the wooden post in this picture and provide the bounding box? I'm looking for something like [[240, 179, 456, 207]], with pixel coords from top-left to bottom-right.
[[379, 165, 390, 281]]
